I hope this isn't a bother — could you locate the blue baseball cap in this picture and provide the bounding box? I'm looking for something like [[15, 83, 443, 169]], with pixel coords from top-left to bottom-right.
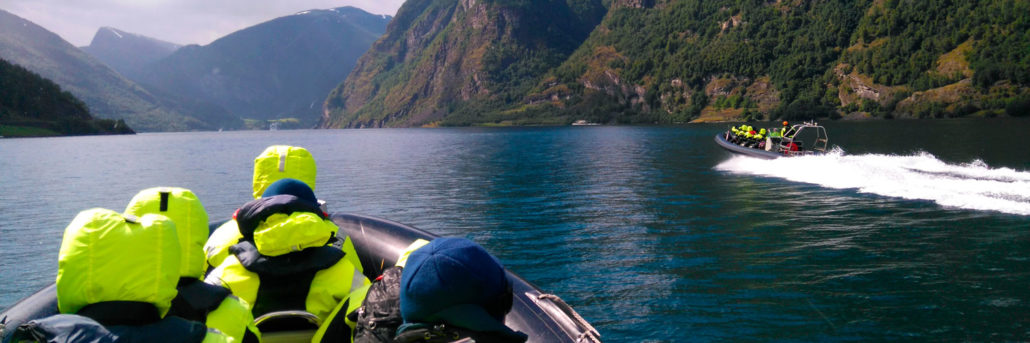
[[399, 237, 521, 336], [261, 178, 318, 205]]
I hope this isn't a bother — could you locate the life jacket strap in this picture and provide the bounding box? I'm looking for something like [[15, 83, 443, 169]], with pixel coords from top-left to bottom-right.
[[169, 278, 232, 322], [77, 301, 160, 327]]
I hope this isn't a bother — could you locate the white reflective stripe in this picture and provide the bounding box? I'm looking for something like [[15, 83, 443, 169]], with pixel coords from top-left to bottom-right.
[[278, 147, 287, 172]]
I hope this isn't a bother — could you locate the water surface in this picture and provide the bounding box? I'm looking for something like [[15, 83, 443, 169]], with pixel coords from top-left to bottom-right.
[[1, 120, 1028, 341]]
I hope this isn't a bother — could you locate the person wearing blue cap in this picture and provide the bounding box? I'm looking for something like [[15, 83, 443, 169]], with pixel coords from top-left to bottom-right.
[[204, 178, 370, 329], [349, 237, 528, 343]]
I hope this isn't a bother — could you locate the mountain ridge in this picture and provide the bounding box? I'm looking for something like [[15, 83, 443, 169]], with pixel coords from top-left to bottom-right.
[[321, 0, 607, 128], [81, 26, 181, 80], [322, 0, 1030, 128], [135, 6, 391, 127], [0, 9, 235, 131]]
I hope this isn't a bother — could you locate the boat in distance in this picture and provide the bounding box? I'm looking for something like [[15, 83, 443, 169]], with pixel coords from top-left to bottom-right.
[[0, 213, 601, 343], [715, 121, 830, 159]]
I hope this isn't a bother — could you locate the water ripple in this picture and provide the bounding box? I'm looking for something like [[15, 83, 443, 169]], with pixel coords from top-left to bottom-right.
[[3, 126, 1030, 341]]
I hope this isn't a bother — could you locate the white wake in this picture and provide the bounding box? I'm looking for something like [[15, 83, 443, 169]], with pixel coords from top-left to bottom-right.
[[715, 149, 1030, 216]]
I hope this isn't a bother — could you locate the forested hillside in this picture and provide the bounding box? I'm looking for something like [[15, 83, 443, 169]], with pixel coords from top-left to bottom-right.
[[0, 58, 133, 137], [323, 0, 1030, 128], [320, 0, 607, 128], [0, 9, 236, 132]]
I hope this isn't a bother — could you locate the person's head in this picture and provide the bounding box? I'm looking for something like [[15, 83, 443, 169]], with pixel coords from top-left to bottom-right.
[[262, 178, 318, 205], [237, 178, 336, 257], [124, 187, 209, 280], [252, 145, 317, 199], [57, 209, 180, 317], [399, 237, 517, 335]]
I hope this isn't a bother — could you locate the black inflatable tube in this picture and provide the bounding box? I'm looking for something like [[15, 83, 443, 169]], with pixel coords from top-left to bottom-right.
[[714, 133, 783, 159], [0, 213, 599, 343]]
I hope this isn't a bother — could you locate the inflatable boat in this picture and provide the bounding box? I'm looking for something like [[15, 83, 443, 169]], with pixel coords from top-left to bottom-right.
[[0, 213, 601, 343], [715, 121, 829, 159]]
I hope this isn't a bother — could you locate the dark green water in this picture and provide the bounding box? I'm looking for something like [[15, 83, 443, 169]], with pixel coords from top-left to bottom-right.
[[1, 119, 1028, 341]]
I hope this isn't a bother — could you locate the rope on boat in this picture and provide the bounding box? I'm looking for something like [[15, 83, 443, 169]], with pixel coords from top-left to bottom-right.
[[537, 293, 602, 343]]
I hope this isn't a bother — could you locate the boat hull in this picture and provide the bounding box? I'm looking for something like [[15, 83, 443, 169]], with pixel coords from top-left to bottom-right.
[[0, 213, 598, 343], [714, 133, 783, 159]]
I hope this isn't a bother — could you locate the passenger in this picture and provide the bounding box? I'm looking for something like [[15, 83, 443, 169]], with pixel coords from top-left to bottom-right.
[[743, 127, 756, 146], [11, 209, 232, 343], [205, 145, 361, 278], [310, 239, 429, 343], [125, 187, 262, 343], [206, 145, 318, 270], [783, 122, 797, 138], [204, 178, 370, 323], [344, 237, 528, 343]]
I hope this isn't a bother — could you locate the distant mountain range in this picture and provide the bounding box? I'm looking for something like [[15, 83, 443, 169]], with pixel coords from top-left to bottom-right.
[[81, 27, 181, 81], [321, 0, 1030, 128], [0, 9, 232, 132], [1, 7, 390, 132], [133, 7, 390, 127]]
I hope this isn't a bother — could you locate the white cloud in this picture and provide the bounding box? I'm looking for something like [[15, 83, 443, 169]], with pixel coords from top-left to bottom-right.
[[1, 0, 405, 46]]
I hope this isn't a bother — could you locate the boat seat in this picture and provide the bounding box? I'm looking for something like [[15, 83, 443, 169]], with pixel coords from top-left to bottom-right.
[[254, 310, 321, 343]]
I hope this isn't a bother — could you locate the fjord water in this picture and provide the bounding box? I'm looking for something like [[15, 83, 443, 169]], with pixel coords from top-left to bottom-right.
[[1, 120, 1029, 341]]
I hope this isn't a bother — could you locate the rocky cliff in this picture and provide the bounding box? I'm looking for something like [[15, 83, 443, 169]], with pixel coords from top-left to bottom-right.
[[321, 0, 606, 128], [323, 0, 1030, 127]]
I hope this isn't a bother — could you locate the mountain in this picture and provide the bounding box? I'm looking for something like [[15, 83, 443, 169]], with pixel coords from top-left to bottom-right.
[[81, 27, 181, 80], [322, 0, 1030, 128], [320, 0, 607, 128], [1, 58, 134, 137], [136, 7, 391, 127], [0, 9, 238, 131]]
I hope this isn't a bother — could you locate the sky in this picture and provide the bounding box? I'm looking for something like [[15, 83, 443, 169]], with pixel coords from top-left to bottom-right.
[[0, 0, 406, 47]]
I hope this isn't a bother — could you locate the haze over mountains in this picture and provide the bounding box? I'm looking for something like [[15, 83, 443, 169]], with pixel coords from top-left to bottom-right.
[[81, 27, 181, 81], [133, 7, 390, 127], [0, 7, 391, 132], [0, 9, 226, 132]]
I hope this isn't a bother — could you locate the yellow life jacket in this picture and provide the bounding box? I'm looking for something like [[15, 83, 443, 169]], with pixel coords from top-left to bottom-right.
[[252, 146, 317, 199], [205, 294, 260, 342], [206, 220, 244, 271], [205, 218, 363, 277], [205, 202, 369, 322], [125, 187, 209, 279], [57, 209, 180, 317], [126, 188, 261, 343]]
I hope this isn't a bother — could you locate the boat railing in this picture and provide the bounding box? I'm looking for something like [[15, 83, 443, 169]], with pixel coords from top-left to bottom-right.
[[775, 122, 828, 155]]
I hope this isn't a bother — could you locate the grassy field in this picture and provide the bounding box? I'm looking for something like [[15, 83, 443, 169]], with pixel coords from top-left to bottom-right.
[[0, 125, 60, 137]]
